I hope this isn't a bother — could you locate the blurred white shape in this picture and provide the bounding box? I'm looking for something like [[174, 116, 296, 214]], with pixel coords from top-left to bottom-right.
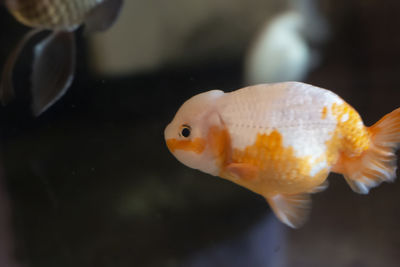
[[245, 12, 310, 84], [245, 0, 329, 84]]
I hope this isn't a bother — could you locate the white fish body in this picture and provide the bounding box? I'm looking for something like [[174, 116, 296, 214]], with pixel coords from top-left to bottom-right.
[[165, 82, 400, 228]]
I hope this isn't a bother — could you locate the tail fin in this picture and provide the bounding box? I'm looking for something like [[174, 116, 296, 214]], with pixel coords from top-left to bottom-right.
[[342, 108, 400, 194]]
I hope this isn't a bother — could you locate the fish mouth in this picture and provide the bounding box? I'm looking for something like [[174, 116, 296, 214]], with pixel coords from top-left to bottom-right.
[[165, 139, 174, 153], [165, 138, 206, 154]]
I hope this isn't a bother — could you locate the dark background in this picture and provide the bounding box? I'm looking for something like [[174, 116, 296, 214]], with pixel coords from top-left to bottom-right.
[[0, 1, 400, 266]]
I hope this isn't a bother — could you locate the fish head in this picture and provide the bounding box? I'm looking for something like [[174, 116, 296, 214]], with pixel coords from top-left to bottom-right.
[[164, 90, 226, 176]]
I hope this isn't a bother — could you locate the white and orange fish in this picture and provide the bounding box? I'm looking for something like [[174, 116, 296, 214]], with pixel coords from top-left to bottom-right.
[[0, 0, 123, 116], [164, 82, 400, 228]]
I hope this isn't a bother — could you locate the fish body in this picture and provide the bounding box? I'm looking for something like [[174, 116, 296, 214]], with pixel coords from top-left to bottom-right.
[[164, 82, 400, 228], [0, 0, 123, 115]]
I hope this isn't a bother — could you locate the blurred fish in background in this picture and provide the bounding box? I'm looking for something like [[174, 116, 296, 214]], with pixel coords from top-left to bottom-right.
[[0, 0, 123, 116], [244, 0, 329, 84]]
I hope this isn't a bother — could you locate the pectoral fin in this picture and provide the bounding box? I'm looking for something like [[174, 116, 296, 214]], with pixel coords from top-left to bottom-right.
[[0, 28, 42, 105], [266, 193, 311, 228], [31, 31, 76, 116], [225, 163, 258, 180], [84, 0, 124, 32]]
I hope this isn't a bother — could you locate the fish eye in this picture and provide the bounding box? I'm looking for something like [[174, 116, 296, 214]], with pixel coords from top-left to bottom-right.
[[180, 125, 191, 138]]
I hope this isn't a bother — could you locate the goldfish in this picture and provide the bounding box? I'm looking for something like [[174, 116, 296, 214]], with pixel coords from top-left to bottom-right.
[[0, 0, 123, 116], [164, 82, 400, 228]]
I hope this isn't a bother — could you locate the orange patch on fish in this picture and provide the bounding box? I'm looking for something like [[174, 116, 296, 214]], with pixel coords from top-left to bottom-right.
[[330, 103, 370, 158], [222, 130, 327, 195], [207, 125, 231, 163], [321, 106, 328, 119], [166, 138, 206, 154], [327, 102, 371, 173]]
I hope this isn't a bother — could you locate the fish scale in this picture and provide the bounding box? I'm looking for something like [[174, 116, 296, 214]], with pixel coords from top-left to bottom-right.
[[218, 83, 340, 160]]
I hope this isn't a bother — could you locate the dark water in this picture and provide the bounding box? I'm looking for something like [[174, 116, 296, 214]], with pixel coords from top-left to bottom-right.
[[1, 1, 400, 267]]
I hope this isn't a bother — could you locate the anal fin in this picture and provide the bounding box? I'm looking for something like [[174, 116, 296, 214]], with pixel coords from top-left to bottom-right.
[[266, 193, 311, 228]]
